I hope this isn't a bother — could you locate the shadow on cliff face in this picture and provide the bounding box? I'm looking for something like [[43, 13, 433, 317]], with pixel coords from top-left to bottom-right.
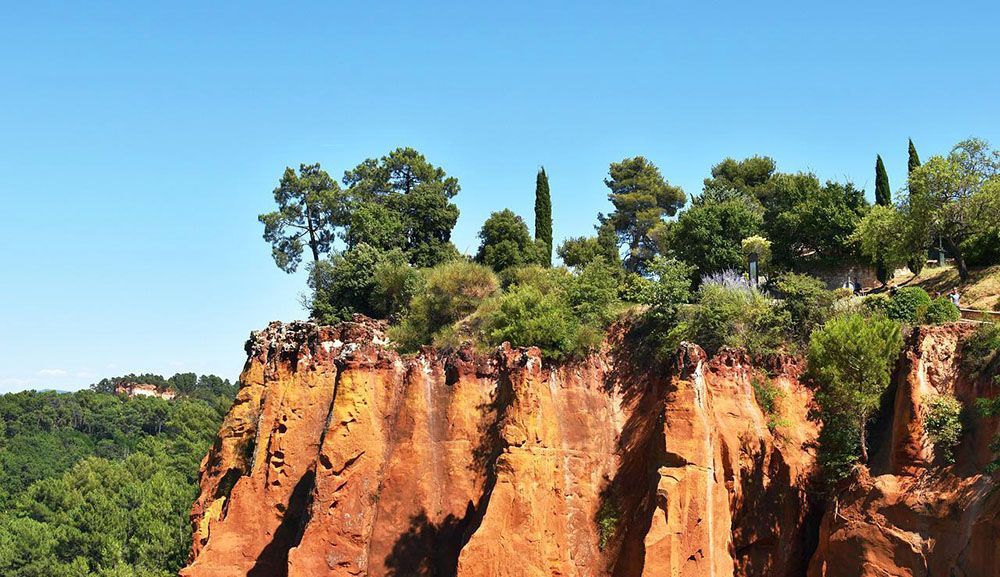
[[601, 324, 673, 577], [381, 354, 515, 577], [383, 508, 474, 577], [247, 470, 316, 577]]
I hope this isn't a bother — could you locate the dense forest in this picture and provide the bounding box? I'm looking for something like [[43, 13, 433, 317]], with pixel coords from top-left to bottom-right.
[[0, 374, 236, 577]]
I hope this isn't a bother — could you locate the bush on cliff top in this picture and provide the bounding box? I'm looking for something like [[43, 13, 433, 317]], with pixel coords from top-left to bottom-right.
[[919, 297, 961, 325], [685, 282, 790, 356]]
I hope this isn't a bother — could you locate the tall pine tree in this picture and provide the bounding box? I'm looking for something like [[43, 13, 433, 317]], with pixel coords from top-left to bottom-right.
[[874, 155, 892, 284], [906, 139, 926, 275], [534, 167, 553, 267]]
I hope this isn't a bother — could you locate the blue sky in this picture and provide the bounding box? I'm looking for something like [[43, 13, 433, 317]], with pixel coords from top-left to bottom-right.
[[1, 1, 997, 392]]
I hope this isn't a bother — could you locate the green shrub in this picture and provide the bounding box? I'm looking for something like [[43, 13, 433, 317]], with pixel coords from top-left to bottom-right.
[[832, 287, 854, 300], [862, 293, 890, 316], [923, 394, 963, 463], [806, 314, 903, 483], [390, 260, 499, 351], [687, 283, 790, 356], [595, 497, 621, 551], [774, 273, 836, 342], [963, 324, 1000, 375], [918, 297, 961, 325], [371, 258, 425, 321], [617, 270, 653, 304], [975, 395, 1000, 472], [308, 244, 411, 324], [883, 287, 932, 323], [752, 377, 788, 433], [640, 257, 696, 326], [482, 285, 590, 360], [565, 259, 622, 326]]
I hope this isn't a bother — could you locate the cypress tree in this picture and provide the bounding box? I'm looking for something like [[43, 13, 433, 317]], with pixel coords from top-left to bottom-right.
[[875, 155, 891, 206], [906, 139, 925, 275], [874, 155, 892, 284], [908, 139, 921, 174], [534, 167, 553, 267]]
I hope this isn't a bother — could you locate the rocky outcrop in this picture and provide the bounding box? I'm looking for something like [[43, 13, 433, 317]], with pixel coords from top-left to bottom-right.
[[181, 318, 821, 577], [182, 319, 1000, 577], [808, 324, 1000, 577]]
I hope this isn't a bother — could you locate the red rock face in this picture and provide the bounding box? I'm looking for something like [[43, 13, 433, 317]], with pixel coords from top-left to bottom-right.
[[182, 318, 825, 577], [808, 324, 1000, 577]]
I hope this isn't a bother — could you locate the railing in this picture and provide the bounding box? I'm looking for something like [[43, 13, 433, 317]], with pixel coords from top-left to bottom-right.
[[960, 308, 1000, 324]]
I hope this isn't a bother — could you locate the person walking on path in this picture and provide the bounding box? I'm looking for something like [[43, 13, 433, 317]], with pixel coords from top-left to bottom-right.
[[949, 288, 961, 307]]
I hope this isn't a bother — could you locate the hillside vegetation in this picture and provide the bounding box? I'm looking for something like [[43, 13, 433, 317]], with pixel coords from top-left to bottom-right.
[[0, 374, 235, 577]]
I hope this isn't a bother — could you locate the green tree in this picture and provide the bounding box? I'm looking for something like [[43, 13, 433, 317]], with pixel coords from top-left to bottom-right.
[[908, 138, 922, 174], [664, 197, 763, 278], [534, 167, 553, 267], [475, 210, 538, 272], [773, 272, 835, 344], [307, 245, 412, 324], [875, 155, 892, 206], [258, 164, 340, 272], [905, 138, 1000, 280], [853, 205, 912, 274], [342, 147, 461, 267], [640, 257, 695, 327], [701, 156, 776, 202], [907, 139, 926, 274], [874, 155, 892, 284], [806, 314, 903, 479], [557, 223, 619, 269], [600, 157, 685, 272], [759, 174, 868, 267]]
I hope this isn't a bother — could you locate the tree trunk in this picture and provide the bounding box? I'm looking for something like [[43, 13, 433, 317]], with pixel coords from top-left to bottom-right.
[[943, 236, 968, 281], [859, 419, 869, 463], [305, 207, 321, 265]]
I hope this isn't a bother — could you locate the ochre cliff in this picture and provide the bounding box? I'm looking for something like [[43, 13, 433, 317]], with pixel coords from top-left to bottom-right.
[[181, 319, 999, 577], [808, 324, 1000, 577], [181, 317, 820, 577]]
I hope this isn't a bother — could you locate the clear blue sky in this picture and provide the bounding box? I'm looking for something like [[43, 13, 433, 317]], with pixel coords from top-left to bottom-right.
[[1, 1, 997, 392]]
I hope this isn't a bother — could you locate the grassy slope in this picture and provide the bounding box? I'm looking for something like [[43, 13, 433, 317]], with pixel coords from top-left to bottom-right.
[[889, 264, 1000, 311]]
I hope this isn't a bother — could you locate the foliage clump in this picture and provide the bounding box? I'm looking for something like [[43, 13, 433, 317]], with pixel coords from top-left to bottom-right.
[[963, 324, 1000, 376], [595, 496, 621, 551], [923, 394, 963, 464], [389, 261, 500, 351], [864, 287, 932, 324], [773, 272, 835, 344], [685, 281, 790, 357], [918, 297, 961, 325], [806, 314, 903, 484], [752, 377, 788, 433]]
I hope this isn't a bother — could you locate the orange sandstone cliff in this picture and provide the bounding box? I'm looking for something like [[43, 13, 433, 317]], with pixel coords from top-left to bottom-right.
[[808, 324, 1000, 577], [181, 319, 999, 577]]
